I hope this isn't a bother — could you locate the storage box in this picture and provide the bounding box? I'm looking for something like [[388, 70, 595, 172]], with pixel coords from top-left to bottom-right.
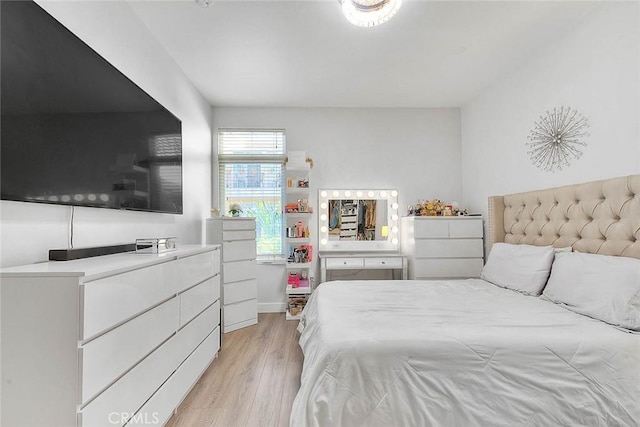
[[135, 237, 177, 254]]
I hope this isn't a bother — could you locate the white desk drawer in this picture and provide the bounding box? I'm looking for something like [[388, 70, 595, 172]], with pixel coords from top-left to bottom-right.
[[223, 259, 257, 283], [180, 276, 220, 327], [80, 297, 179, 404], [364, 257, 404, 269], [224, 278, 258, 305], [223, 230, 256, 241], [80, 303, 219, 427], [223, 240, 256, 262], [325, 258, 364, 269], [415, 239, 483, 258], [413, 258, 484, 279], [174, 250, 219, 292], [222, 219, 255, 231], [224, 299, 257, 328], [82, 261, 175, 340]]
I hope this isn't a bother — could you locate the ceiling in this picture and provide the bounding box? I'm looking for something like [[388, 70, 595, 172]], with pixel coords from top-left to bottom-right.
[[128, 0, 599, 108]]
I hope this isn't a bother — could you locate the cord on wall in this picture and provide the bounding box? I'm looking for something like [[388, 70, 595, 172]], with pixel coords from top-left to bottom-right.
[[69, 206, 75, 249]]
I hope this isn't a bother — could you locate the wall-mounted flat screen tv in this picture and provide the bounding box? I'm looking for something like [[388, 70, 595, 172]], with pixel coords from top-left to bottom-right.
[[1, 1, 183, 214]]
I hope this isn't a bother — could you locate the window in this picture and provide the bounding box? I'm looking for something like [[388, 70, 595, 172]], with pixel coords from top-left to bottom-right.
[[218, 129, 286, 258]]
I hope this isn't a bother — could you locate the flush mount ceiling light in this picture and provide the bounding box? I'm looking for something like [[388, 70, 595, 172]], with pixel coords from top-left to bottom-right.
[[340, 0, 403, 27]]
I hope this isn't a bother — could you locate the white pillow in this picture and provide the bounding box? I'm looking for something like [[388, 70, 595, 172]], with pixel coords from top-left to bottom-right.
[[481, 243, 555, 295], [542, 251, 640, 331]]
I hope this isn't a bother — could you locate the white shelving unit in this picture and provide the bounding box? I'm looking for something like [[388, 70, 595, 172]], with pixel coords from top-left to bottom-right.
[[285, 160, 314, 320]]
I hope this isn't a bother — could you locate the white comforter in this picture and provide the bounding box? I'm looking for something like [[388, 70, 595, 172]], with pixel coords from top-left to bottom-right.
[[291, 280, 640, 427]]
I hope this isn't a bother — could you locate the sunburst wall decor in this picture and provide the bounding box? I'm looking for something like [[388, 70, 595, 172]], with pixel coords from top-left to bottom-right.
[[526, 106, 589, 172]]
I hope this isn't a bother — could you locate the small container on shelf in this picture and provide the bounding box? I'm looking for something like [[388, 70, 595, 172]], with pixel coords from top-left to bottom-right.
[[287, 295, 309, 319], [287, 244, 312, 264]]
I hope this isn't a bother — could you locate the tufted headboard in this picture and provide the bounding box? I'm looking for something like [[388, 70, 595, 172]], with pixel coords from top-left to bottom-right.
[[487, 175, 640, 259]]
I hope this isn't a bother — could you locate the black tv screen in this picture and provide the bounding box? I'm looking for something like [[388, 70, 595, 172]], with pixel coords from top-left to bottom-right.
[[1, 1, 183, 214]]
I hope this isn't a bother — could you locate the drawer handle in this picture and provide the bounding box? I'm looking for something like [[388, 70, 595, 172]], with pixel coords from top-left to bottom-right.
[[381, 261, 386, 264], [343, 261, 347, 265]]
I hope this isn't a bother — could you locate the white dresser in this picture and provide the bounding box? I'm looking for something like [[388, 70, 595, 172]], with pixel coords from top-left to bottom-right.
[[1, 245, 221, 427], [206, 217, 258, 332], [401, 216, 484, 279]]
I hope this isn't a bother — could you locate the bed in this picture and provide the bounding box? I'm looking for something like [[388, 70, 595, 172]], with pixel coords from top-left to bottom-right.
[[291, 175, 640, 427]]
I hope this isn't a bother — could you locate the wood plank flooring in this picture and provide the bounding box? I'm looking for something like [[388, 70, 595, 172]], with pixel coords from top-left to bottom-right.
[[166, 313, 303, 427]]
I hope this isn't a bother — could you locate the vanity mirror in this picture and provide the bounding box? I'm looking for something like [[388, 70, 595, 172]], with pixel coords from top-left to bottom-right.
[[318, 189, 399, 252]]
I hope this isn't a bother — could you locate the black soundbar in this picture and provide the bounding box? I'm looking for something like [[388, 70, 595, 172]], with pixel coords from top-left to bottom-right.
[[49, 243, 136, 261]]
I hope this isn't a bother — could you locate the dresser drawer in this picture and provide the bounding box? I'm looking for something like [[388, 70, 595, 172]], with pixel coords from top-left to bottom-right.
[[224, 299, 257, 329], [413, 258, 484, 279], [223, 259, 257, 283], [79, 303, 219, 427], [222, 219, 255, 231], [449, 219, 483, 238], [223, 240, 256, 262], [80, 298, 179, 404], [413, 219, 483, 239], [180, 276, 220, 327], [414, 220, 450, 238], [224, 278, 258, 305], [415, 239, 483, 258], [127, 328, 219, 426], [364, 257, 404, 269], [223, 229, 256, 241], [82, 261, 176, 340], [325, 257, 364, 269], [174, 250, 219, 292]]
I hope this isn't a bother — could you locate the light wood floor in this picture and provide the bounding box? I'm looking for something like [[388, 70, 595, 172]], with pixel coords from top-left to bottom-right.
[[166, 313, 303, 427]]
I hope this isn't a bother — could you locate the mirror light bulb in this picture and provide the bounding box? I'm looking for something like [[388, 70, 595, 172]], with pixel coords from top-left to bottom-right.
[[333, 190, 340, 197], [320, 202, 327, 209], [392, 203, 398, 210], [320, 214, 327, 221], [380, 191, 387, 197], [392, 238, 398, 245], [368, 191, 375, 197], [320, 226, 327, 233], [356, 191, 363, 197], [392, 214, 398, 221], [320, 191, 328, 198], [392, 226, 399, 233], [321, 239, 328, 245], [391, 190, 398, 197]]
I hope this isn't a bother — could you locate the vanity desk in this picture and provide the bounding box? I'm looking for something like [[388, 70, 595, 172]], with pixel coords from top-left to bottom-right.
[[319, 252, 408, 283], [317, 188, 406, 283]]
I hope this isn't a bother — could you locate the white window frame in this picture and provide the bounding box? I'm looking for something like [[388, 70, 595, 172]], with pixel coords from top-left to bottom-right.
[[218, 129, 286, 260]]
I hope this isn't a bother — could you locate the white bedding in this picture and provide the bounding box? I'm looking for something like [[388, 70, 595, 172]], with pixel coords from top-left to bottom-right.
[[291, 280, 640, 427]]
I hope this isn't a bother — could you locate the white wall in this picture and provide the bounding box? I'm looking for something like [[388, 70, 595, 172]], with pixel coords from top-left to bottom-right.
[[212, 108, 462, 210], [212, 107, 461, 311], [461, 2, 640, 221], [0, 1, 213, 268]]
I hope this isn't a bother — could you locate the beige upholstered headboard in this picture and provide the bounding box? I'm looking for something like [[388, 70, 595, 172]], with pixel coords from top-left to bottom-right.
[[487, 175, 640, 259]]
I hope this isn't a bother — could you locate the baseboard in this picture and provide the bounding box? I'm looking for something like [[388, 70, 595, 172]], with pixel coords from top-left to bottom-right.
[[258, 302, 286, 313]]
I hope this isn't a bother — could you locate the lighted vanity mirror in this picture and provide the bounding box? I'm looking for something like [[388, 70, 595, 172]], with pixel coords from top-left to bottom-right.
[[318, 189, 399, 252]]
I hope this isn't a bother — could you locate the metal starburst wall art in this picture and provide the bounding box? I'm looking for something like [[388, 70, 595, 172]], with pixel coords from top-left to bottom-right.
[[526, 107, 589, 172]]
